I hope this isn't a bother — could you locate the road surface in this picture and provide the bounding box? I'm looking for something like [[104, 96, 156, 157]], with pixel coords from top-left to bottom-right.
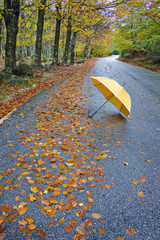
[[0, 56, 159, 240]]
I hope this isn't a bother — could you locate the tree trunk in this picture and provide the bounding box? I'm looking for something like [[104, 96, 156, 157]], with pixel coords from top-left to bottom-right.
[[0, 17, 2, 57], [53, 1, 62, 64], [3, 0, 20, 74], [70, 31, 77, 65], [35, 0, 46, 66], [83, 37, 91, 59], [62, 16, 72, 64]]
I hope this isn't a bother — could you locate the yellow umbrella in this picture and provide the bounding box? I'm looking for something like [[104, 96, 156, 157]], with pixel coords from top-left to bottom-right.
[[88, 76, 131, 118]]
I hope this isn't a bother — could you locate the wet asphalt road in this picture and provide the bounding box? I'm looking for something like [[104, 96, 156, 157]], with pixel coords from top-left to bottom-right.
[[85, 56, 160, 240], [0, 56, 160, 240]]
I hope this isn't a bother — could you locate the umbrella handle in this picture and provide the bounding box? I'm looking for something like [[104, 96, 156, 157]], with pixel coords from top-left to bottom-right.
[[88, 100, 108, 118]]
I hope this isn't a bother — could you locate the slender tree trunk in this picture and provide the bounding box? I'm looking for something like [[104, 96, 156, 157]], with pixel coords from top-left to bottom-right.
[[70, 31, 77, 65], [62, 16, 72, 64], [35, 0, 46, 66], [83, 37, 91, 59], [53, 1, 62, 64], [0, 17, 2, 57], [3, 0, 20, 74]]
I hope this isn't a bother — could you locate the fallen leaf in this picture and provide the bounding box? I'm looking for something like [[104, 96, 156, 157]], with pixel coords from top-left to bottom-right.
[[69, 219, 77, 228], [137, 191, 144, 198], [49, 220, 55, 226], [132, 180, 138, 185], [140, 176, 146, 183], [18, 220, 27, 226], [15, 196, 21, 201], [28, 224, 36, 230], [76, 209, 85, 217], [38, 230, 46, 238], [124, 162, 128, 166], [0, 224, 7, 234], [3, 205, 12, 212], [0, 216, 4, 225], [76, 226, 86, 235], [8, 213, 17, 222], [125, 228, 136, 236], [85, 220, 93, 227], [117, 237, 124, 240], [30, 186, 39, 193], [64, 226, 72, 232], [17, 207, 27, 215], [91, 213, 102, 219], [25, 177, 34, 184], [99, 228, 106, 234], [146, 159, 152, 162], [59, 218, 65, 224], [25, 216, 34, 224]]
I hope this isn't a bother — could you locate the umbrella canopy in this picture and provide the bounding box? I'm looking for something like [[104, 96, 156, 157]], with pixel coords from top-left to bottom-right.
[[90, 76, 131, 117]]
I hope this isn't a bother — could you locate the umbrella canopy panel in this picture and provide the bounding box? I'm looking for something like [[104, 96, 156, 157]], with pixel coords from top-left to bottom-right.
[[90, 76, 131, 117]]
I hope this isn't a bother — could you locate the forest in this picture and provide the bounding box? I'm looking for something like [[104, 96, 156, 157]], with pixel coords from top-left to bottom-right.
[[0, 0, 159, 75]]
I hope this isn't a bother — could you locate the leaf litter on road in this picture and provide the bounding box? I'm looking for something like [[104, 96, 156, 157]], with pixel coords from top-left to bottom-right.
[[0, 59, 148, 239]]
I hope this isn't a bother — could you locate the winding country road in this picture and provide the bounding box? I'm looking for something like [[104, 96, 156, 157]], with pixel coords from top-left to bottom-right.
[[0, 57, 159, 240]]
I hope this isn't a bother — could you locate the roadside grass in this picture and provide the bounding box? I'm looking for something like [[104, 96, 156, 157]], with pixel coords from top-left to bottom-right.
[[120, 57, 160, 74]]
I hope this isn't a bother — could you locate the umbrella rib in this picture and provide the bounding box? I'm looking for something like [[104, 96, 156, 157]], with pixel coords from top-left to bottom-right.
[[88, 93, 114, 118]]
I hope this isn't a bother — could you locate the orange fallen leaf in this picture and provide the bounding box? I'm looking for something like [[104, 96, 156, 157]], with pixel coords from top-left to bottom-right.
[[38, 230, 46, 238], [117, 237, 124, 240], [24, 216, 33, 225], [140, 176, 146, 183], [3, 205, 12, 212], [90, 184, 97, 188], [59, 218, 65, 224], [17, 206, 27, 215], [99, 171, 105, 176], [85, 220, 93, 227], [28, 224, 36, 230], [8, 144, 14, 147], [69, 219, 77, 228], [64, 226, 72, 232], [0, 216, 4, 224], [137, 191, 144, 198], [19, 226, 26, 232], [99, 228, 106, 234], [51, 163, 57, 169], [25, 177, 34, 184], [8, 213, 17, 222], [76, 225, 86, 235], [125, 228, 136, 236], [146, 159, 152, 162], [132, 180, 138, 185], [48, 220, 55, 226], [30, 186, 39, 193], [6, 180, 13, 184], [15, 196, 20, 201], [18, 220, 27, 226], [38, 159, 45, 167], [91, 213, 102, 219], [14, 184, 21, 188]]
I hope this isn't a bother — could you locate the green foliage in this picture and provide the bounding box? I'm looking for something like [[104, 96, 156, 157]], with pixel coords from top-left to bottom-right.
[[114, 0, 160, 63]]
